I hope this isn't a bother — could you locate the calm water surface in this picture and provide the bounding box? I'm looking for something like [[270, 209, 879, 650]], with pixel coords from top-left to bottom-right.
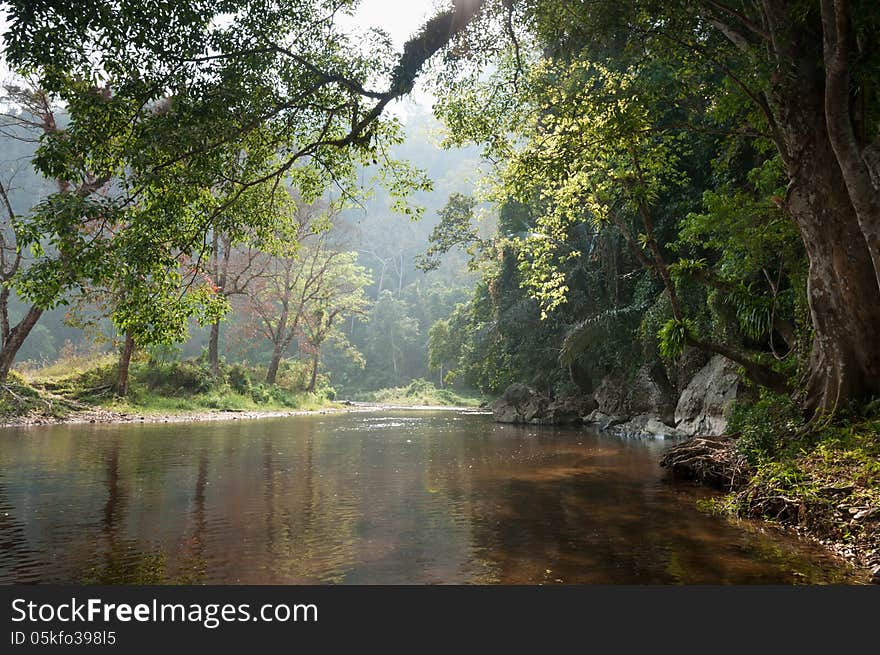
[[0, 410, 855, 584]]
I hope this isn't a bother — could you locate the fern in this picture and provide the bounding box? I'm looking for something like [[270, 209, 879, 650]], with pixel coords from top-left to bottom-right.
[[560, 301, 650, 364], [726, 284, 772, 340], [658, 318, 692, 359]]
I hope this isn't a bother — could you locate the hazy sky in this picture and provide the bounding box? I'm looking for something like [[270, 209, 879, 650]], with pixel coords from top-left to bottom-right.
[[346, 0, 443, 49], [341, 0, 443, 113]]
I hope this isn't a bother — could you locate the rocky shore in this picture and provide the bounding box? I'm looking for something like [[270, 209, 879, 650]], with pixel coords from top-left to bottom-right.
[[489, 353, 740, 439]]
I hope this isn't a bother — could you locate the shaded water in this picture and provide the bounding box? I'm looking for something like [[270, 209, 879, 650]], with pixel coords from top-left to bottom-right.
[[0, 409, 855, 584]]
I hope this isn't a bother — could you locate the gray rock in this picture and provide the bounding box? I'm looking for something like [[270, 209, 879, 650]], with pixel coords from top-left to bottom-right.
[[489, 384, 549, 424], [545, 394, 598, 424], [593, 375, 627, 416], [610, 414, 687, 439], [593, 363, 676, 425], [853, 507, 879, 521], [491, 384, 599, 425], [625, 363, 676, 425], [675, 355, 740, 436], [584, 410, 626, 430]]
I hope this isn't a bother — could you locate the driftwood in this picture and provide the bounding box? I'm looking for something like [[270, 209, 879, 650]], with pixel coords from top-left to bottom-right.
[[659, 434, 750, 490]]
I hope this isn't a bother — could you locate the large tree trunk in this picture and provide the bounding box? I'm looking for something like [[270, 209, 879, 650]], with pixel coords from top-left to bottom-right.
[[116, 333, 135, 397], [820, 0, 880, 290], [208, 320, 221, 375], [265, 345, 283, 385], [0, 305, 43, 382], [778, 92, 880, 414]]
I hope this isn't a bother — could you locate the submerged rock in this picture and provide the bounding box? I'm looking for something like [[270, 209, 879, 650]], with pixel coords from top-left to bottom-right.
[[675, 355, 740, 436], [609, 414, 687, 439]]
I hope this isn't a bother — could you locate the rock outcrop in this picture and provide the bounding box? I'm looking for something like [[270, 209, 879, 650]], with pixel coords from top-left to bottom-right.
[[490, 384, 597, 425], [593, 374, 627, 416], [490, 384, 548, 424], [583, 409, 626, 430], [625, 362, 676, 425], [592, 363, 675, 423], [492, 354, 739, 435], [674, 355, 740, 436], [545, 394, 598, 424]]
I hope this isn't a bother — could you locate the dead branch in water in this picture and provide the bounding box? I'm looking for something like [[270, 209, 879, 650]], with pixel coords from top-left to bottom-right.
[[660, 434, 750, 490]]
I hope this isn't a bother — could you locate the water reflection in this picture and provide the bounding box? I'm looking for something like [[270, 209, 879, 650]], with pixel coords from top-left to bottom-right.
[[0, 411, 856, 584]]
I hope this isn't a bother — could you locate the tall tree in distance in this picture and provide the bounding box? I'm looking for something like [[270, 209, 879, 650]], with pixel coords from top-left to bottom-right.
[[236, 202, 370, 385]]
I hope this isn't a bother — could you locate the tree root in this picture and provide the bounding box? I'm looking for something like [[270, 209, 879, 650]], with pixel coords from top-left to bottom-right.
[[659, 434, 750, 490]]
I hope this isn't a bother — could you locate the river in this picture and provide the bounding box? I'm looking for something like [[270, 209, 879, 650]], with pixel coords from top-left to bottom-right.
[[0, 409, 855, 584]]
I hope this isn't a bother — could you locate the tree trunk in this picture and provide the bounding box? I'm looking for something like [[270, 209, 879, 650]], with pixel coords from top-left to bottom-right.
[[306, 351, 319, 392], [265, 345, 283, 385], [208, 320, 221, 375], [0, 305, 43, 382], [778, 91, 880, 414], [117, 332, 135, 397], [820, 0, 880, 289]]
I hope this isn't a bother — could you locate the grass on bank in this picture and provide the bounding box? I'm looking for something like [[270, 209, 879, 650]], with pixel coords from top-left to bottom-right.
[[349, 378, 484, 407], [700, 393, 880, 567], [13, 354, 337, 418], [5, 354, 483, 422], [0, 371, 85, 421]]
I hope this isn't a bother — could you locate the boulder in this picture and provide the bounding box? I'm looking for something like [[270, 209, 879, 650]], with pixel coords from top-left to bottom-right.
[[593, 374, 627, 416], [592, 363, 676, 424], [624, 362, 676, 424], [583, 409, 626, 430], [545, 394, 598, 424], [675, 355, 740, 436], [490, 385, 597, 425], [489, 384, 549, 424]]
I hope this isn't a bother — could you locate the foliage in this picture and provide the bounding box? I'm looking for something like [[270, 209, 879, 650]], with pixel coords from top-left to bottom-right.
[[353, 378, 481, 407], [728, 391, 806, 465], [657, 318, 692, 360]]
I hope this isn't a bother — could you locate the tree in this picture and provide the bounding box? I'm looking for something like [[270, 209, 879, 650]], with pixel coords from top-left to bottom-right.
[[0, 83, 109, 381], [237, 202, 369, 385], [435, 0, 880, 415], [2, 1, 481, 387], [363, 290, 421, 387], [299, 252, 370, 391], [203, 176, 289, 375]]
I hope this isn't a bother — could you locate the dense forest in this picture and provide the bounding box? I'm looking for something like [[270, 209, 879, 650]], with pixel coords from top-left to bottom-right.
[[1, 1, 879, 578], [1, 105, 480, 397]]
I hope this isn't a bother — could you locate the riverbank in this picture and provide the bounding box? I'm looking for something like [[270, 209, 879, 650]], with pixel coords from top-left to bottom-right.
[[662, 420, 880, 584], [0, 397, 490, 428], [1, 357, 484, 428]]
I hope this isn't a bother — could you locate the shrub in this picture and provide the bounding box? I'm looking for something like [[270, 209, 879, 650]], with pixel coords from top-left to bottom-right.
[[728, 391, 805, 464], [139, 361, 214, 395], [226, 364, 252, 394]]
